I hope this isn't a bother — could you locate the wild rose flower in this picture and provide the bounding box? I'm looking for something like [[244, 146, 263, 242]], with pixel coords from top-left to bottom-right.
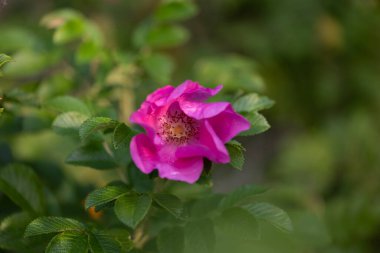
[[130, 80, 250, 183]]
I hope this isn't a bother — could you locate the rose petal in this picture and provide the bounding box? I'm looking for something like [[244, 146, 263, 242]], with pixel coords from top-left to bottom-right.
[[130, 86, 174, 135], [208, 105, 250, 142], [130, 134, 157, 174], [168, 80, 222, 101], [129, 108, 156, 137], [157, 157, 203, 183], [146, 85, 175, 106], [179, 100, 229, 120], [180, 120, 230, 163]]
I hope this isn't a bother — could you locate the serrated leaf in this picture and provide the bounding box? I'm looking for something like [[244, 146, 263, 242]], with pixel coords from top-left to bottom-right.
[[243, 202, 293, 233], [25, 217, 85, 237], [239, 112, 270, 136], [89, 230, 121, 253], [213, 207, 259, 253], [114, 193, 152, 229], [0, 54, 12, 75], [184, 219, 215, 253], [146, 25, 189, 48], [45, 231, 88, 253], [226, 140, 245, 170], [157, 226, 184, 253], [219, 184, 267, 209], [85, 185, 129, 210], [113, 123, 135, 166], [52, 112, 88, 136], [107, 228, 133, 252], [215, 207, 259, 242], [0, 164, 45, 215], [233, 93, 274, 113], [142, 53, 174, 84], [79, 117, 118, 142], [113, 123, 134, 149], [0, 212, 33, 251], [154, 194, 183, 218], [46, 96, 91, 116], [66, 143, 117, 170], [155, 1, 197, 22]]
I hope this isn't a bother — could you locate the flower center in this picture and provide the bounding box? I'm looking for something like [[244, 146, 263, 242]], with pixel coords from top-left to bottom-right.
[[157, 108, 199, 145]]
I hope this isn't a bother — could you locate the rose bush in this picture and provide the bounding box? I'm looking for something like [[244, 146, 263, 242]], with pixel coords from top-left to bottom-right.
[[0, 2, 291, 253]]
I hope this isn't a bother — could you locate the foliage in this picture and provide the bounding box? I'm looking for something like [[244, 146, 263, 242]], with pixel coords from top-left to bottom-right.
[[0, 1, 288, 253], [2, 0, 379, 252]]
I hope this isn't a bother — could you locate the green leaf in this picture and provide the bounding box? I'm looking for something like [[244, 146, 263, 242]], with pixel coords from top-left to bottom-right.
[[132, 22, 151, 48], [127, 163, 154, 193], [216, 207, 259, 241], [41, 9, 84, 28], [0, 164, 45, 215], [142, 53, 174, 84], [76, 39, 101, 64], [157, 226, 184, 253], [79, 117, 118, 142], [89, 230, 121, 253], [239, 112, 270, 136], [233, 93, 275, 113], [219, 184, 267, 209], [54, 19, 84, 44], [45, 231, 88, 253], [155, 1, 197, 22], [195, 56, 265, 92], [52, 112, 88, 136], [46, 96, 91, 116], [113, 123, 135, 150], [190, 195, 223, 219], [214, 207, 259, 251], [114, 193, 152, 229], [85, 185, 129, 210], [0, 212, 33, 251], [107, 228, 133, 252], [154, 194, 183, 218], [146, 25, 189, 48], [0, 54, 12, 76], [1, 49, 49, 77], [112, 123, 135, 166], [25, 217, 85, 237], [66, 143, 118, 170], [242, 202, 293, 233], [184, 219, 215, 253], [226, 140, 245, 170]]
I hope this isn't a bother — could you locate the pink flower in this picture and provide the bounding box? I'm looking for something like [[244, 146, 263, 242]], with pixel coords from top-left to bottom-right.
[[129, 80, 250, 183]]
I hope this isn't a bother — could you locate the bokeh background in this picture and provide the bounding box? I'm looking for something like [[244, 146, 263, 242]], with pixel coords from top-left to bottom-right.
[[1, 0, 380, 252]]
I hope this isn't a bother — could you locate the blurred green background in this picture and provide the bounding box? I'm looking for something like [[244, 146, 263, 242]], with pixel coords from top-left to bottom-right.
[[1, 0, 380, 252]]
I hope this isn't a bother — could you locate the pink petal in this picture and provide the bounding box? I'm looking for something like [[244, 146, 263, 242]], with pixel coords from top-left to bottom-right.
[[176, 144, 210, 159], [146, 85, 175, 106], [130, 134, 157, 174], [129, 108, 156, 137], [177, 120, 230, 163], [157, 157, 203, 183], [130, 86, 174, 135], [168, 80, 223, 102], [179, 100, 229, 120], [208, 105, 250, 142]]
